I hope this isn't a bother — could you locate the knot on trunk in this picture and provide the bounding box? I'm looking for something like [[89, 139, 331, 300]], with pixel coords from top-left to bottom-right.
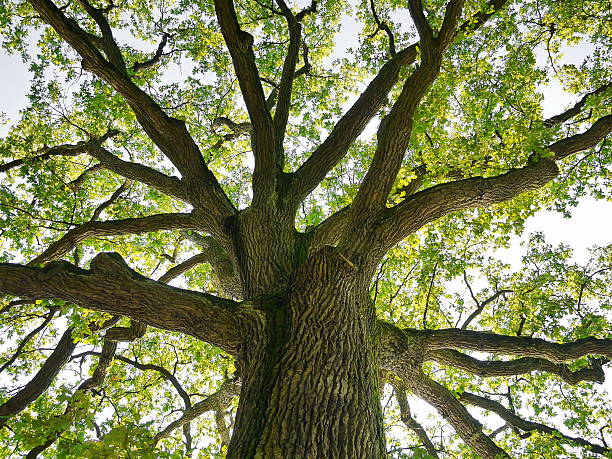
[[90, 252, 133, 277]]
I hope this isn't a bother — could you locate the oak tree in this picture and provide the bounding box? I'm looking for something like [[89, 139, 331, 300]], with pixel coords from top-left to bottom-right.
[[0, 0, 611, 457]]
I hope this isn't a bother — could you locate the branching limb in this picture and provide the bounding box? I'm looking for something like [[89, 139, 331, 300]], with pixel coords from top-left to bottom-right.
[[153, 380, 241, 445], [273, 0, 316, 155], [461, 282, 512, 329], [213, 0, 277, 198], [548, 114, 612, 160], [289, 44, 418, 206], [390, 381, 439, 458], [339, 0, 474, 257], [211, 116, 252, 149], [29, 213, 198, 266], [90, 179, 132, 221], [28, 0, 235, 222], [0, 327, 76, 428], [368, 0, 396, 57], [86, 144, 190, 202], [544, 83, 610, 127], [133, 32, 171, 73], [459, 391, 611, 455], [25, 319, 147, 457], [0, 307, 57, 374], [428, 349, 608, 385], [0, 131, 117, 174], [0, 252, 240, 354], [73, 0, 126, 72], [180, 231, 242, 299], [378, 115, 611, 250], [407, 0, 435, 51], [405, 372, 509, 458], [421, 328, 612, 362]]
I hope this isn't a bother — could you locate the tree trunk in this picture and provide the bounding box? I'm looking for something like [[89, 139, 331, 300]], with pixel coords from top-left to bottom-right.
[[228, 247, 386, 458]]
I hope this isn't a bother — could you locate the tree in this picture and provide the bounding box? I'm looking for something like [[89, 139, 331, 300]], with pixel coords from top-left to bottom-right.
[[0, 0, 610, 456]]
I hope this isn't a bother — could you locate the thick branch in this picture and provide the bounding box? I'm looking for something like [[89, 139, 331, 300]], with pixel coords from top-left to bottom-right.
[[548, 114, 612, 160], [406, 372, 509, 458], [429, 349, 607, 385], [0, 327, 76, 427], [86, 144, 190, 202], [459, 391, 611, 455], [0, 252, 240, 354], [213, 0, 277, 197], [28, 0, 235, 222], [421, 328, 612, 362], [29, 213, 197, 266], [290, 44, 418, 205], [273, 0, 312, 153]]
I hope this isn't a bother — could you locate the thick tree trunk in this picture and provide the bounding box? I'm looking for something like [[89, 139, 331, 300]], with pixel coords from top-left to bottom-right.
[[228, 247, 386, 458]]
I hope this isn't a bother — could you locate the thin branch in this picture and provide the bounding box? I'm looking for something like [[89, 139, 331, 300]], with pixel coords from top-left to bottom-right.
[[153, 380, 241, 444], [390, 381, 439, 457], [0, 308, 57, 374], [459, 391, 611, 455], [369, 0, 396, 57], [0, 131, 118, 174], [29, 213, 197, 266], [133, 33, 171, 73], [543, 82, 610, 128]]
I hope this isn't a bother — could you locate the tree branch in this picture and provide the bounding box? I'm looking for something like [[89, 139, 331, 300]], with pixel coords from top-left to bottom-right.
[[0, 308, 57, 374], [459, 391, 611, 455], [390, 381, 439, 458], [461, 285, 511, 330], [428, 349, 608, 385], [29, 213, 198, 266], [369, 0, 396, 57], [133, 32, 170, 73], [213, 0, 277, 199], [0, 131, 117, 174], [548, 114, 612, 160], [0, 252, 240, 354], [28, 0, 236, 222], [289, 44, 418, 205], [544, 83, 611, 128], [0, 326, 76, 428], [421, 328, 612, 362], [405, 372, 509, 457], [153, 380, 240, 445], [378, 115, 611, 250]]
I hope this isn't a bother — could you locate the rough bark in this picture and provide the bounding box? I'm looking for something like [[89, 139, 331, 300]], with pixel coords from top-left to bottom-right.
[[227, 248, 386, 458]]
